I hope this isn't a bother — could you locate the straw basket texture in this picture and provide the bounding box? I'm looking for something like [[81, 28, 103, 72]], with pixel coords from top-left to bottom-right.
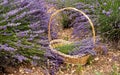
[[48, 7, 96, 65]]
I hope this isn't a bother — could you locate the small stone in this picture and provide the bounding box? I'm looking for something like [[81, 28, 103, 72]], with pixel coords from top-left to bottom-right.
[[94, 57, 99, 61], [19, 69, 22, 72], [32, 67, 35, 70], [36, 72, 38, 74], [19, 69, 24, 74], [25, 72, 29, 74], [14, 71, 17, 73], [21, 72, 24, 74], [100, 70, 103, 72], [108, 59, 112, 62], [71, 64, 75, 67], [71, 70, 76, 73], [65, 74, 70, 75]]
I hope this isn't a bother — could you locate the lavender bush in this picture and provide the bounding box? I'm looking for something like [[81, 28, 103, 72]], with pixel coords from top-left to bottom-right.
[[94, 0, 120, 49], [0, 0, 54, 71]]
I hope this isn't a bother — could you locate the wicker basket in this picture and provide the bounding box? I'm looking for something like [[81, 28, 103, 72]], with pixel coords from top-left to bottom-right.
[[48, 7, 96, 65]]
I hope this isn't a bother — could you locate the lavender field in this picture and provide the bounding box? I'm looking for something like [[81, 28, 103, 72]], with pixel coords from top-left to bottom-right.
[[0, 0, 120, 75]]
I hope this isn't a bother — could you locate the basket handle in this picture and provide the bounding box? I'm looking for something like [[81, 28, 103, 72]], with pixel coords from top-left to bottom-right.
[[48, 7, 96, 44]]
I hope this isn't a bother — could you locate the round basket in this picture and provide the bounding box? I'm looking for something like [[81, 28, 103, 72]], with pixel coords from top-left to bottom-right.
[[48, 7, 96, 65]]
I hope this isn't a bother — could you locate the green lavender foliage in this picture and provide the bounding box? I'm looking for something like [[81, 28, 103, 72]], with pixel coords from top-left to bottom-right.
[[46, 0, 80, 8], [55, 43, 75, 54], [94, 0, 120, 48]]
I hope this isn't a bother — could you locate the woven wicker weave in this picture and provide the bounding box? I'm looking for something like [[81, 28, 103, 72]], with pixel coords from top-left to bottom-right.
[[48, 7, 96, 65]]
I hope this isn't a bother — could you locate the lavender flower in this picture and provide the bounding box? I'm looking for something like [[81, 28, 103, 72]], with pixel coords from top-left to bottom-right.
[[0, 44, 16, 52], [4, 47, 16, 51], [101, 45, 108, 54], [17, 32, 27, 37], [70, 36, 103, 56], [69, 37, 96, 56], [90, 5, 94, 9], [32, 56, 40, 60], [106, 11, 111, 16], [14, 54, 27, 62], [0, 0, 8, 5], [0, 26, 7, 30], [29, 21, 40, 30], [5, 8, 22, 17], [31, 61, 37, 66], [27, 9, 42, 15], [12, 12, 27, 21], [32, 30, 45, 34], [27, 37, 34, 41], [7, 23, 21, 27]]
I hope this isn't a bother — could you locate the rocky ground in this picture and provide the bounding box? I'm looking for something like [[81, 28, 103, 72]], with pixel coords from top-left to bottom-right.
[[0, 48, 119, 75], [57, 49, 120, 75]]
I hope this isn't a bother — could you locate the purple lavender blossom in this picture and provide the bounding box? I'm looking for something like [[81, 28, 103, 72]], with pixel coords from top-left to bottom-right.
[[12, 12, 27, 21], [32, 56, 40, 60], [106, 11, 111, 16], [4, 47, 15, 51], [16, 43, 22, 47], [27, 9, 42, 15], [0, 0, 8, 5], [70, 36, 103, 56], [5, 9, 21, 17], [29, 21, 40, 30], [90, 5, 94, 9], [0, 45, 2, 50], [19, 0, 29, 8], [27, 37, 34, 41], [14, 54, 27, 62], [0, 44, 16, 52], [31, 61, 37, 66], [7, 23, 21, 27], [50, 69, 55, 75], [17, 31, 28, 37], [32, 30, 45, 34], [0, 26, 7, 30], [101, 45, 108, 54]]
